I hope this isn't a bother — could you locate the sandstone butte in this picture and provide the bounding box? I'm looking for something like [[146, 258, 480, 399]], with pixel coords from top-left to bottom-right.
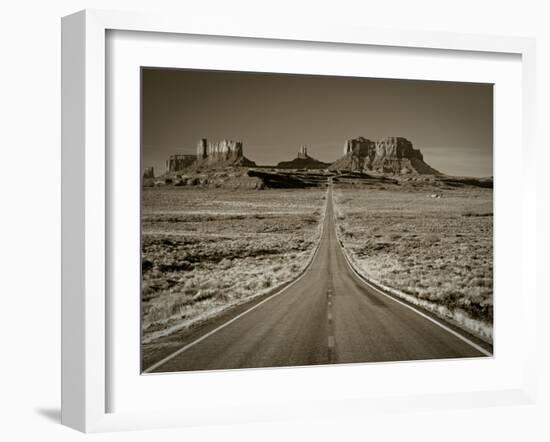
[[328, 136, 441, 175], [150, 136, 442, 176], [194, 138, 256, 168]]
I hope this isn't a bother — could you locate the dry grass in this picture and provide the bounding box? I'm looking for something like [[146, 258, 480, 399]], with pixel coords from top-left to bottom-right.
[[333, 186, 493, 330], [141, 188, 325, 342]]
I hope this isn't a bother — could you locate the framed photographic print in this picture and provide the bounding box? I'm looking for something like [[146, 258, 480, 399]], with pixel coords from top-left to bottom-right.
[[61, 9, 537, 432], [139, 68, 493, 375]]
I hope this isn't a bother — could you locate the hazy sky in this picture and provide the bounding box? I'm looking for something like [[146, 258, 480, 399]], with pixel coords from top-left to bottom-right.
[[142, 68, 493, 177]]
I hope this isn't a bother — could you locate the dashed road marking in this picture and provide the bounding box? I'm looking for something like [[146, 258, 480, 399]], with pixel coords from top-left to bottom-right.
[[327, 266, 336, 362]]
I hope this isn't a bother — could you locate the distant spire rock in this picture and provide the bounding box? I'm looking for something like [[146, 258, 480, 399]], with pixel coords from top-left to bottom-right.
[[297, 144, 309, 159]]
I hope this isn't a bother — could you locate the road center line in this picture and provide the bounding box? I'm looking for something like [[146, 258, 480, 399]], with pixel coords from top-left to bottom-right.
[[326, 256, 336, 362]]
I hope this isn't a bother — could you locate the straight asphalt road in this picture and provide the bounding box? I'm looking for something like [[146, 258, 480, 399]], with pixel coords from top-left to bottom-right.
[[145, 184, 491, 373]]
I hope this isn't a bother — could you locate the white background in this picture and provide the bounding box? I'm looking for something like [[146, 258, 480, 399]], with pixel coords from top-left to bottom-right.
[[0, 0, 548, 441]]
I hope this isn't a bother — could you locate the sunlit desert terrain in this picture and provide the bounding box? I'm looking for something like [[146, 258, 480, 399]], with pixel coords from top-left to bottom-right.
[[141, 187, 325, 343]]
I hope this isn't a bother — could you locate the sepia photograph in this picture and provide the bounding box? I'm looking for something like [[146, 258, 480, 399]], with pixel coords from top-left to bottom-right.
[[140, 68, 494, 373]]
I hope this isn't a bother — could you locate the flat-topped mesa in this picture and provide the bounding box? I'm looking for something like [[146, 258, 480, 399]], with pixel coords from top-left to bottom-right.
[[329, 137, 375, 172], [371, 137, 438, 174], [330, 136, 441, 175], [373, 137, 422, 163], [343, 137, 374, 157], [196, 138, 243, 161], [166, 154, 196, 172], [194, 138, 256, 168]]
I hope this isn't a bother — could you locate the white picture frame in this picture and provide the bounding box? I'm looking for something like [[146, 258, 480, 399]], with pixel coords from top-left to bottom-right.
[[61, 9, 537, 433]]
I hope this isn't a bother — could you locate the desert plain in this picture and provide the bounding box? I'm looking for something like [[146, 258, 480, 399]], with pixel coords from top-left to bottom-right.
[[141, 174, 493, 368]]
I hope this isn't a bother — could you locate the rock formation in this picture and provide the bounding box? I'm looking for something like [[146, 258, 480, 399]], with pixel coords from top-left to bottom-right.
[[166, 154, 196, 172], [276, 145, 330, 169], [371, 137, 420, 172], [142, 167, 155, 179], [343, 137, 374, 157], [297, 145, 309, 159], [194, 138, 256, 168], [329, 136, 440, 175], [330, 137, 375, 171]]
